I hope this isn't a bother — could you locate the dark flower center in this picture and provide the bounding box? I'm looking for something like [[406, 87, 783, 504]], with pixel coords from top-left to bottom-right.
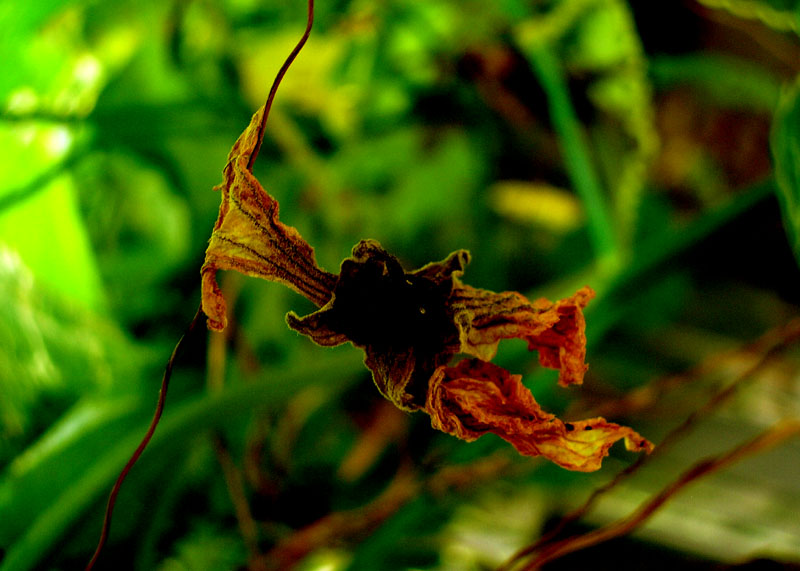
[[325, 252, 456, 352]]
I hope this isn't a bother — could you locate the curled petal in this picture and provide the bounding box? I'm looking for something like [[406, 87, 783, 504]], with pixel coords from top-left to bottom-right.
[[286, 310, 349, 347], [364, 347, 424, 411], [409, 249, 471, 285], [201, 106, 337, 331], [201, 270, 229, 332], [451, 285, 594, 386], [426, 359, 653, 472]]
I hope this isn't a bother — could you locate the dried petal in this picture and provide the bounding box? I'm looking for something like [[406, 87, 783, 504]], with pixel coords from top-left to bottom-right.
[[364, 346, 424, 411], [201, 106, 337, 331], [451, 285, 595, 386], [427, 359, 653, 472], [284, 308, 349, 347], [408, 249, 471, 285]]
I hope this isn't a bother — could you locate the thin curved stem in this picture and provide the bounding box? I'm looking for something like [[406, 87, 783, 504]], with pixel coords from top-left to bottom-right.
[[247, 0, 315, 172], [85, 306, 203, 570]]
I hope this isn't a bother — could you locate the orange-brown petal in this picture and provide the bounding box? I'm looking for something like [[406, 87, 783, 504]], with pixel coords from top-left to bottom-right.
[[451, 285, 594, 386], [201, 106, 337, 331], [426, 359, 653, 472]]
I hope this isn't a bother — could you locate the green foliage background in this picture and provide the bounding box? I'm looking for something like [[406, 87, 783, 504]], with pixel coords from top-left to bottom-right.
[[1, 0, 800, 569]]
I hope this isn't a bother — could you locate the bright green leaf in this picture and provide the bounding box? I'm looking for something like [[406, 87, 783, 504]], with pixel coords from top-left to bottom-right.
[[0, 174, 104, 308]]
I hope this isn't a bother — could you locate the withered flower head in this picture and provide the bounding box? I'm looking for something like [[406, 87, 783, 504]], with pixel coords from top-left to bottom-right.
[[201, 104, 653, 472]]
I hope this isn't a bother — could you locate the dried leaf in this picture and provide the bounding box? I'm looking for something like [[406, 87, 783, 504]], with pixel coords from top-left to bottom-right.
[[427, 359, 653, 472], [201, 106, 337, 331]]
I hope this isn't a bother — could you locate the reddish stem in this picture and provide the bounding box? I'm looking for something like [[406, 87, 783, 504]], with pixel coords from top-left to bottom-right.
[[247, 0, 315, 171], [85, 307, 202, 570]]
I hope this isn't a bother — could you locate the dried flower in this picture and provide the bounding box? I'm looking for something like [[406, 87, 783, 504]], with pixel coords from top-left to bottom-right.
[[201, 105, 653, 471]]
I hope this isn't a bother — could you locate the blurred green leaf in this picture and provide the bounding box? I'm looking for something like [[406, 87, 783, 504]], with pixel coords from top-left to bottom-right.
[[0, 248, 138, 442], [0, 172, 104, 309], [346, 495, 447, 571], [772, 79, 800, 267], [574, 0, 657, 252], [651, 54, 783, 112], [73, 152, 192, 323], [156, 526, 246, 571], [0, 352, 362, 571], [567, 0, 638, 70], [697, 0, 800, 35], [0, 397, 140, 546], [0, 0, 75, 101], [517, 43, 619, 268]]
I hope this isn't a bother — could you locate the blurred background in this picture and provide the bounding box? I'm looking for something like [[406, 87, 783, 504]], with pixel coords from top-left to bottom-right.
[[1, 0, 800, 569]]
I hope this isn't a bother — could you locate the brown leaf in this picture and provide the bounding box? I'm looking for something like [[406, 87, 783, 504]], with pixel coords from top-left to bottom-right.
[[201, 106, 337, 331], [427, 359, 653, 472]]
